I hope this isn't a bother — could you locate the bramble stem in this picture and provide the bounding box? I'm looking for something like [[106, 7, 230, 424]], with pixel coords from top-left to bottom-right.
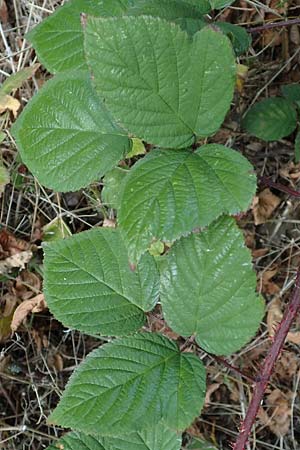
[[248, 18, 300, 34], [233, 269, 300, 450], [260, 176, 300, 198]]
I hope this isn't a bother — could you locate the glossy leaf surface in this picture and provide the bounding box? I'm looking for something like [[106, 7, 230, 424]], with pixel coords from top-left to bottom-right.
[[44, 228, 159, 336], [119, 145, 256, 263], [160, 216, 264, 355], [12, 72, 131, 191], [85, 17, 236, 148], [243, 97, 297, 141], [49, 333, 206, 434]]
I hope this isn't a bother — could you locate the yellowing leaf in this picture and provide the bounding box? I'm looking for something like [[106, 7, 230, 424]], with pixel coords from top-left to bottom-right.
[[0, 94, 20, 117]]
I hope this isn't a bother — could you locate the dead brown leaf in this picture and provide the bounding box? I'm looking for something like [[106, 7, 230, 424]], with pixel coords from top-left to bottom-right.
[[0, 0, 8, 24], [267, 297, 282, 338], [204, 383, 221, 407], [259, 267, 280, 295], [252, 189, 281, 225], [275, 351, 299, 382], [252, 248, 269, 258], [0, 95, 20, 117], [280, 161, 300, 183], [0, 229, 32, 255], [258, 389, 292, 437], [11, 294, 47, 332], [0, 250, 33, 273], [267, 297, 300, 344], [47, 352, 64, 372]]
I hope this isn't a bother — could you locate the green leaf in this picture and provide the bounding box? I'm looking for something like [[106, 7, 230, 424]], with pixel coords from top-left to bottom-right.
[[243, 97, 297, 141], [12, 71, 131, 192], [126, 138, 146, 158], [101, 425, 181, 450], [46, 432, 106, 450], [27, 0, 130, 73], [160, 216, 264, 355], [44, 228, 159, 336], [42, 217, 72, 242], [85, 17, 236, 148], [127, 0, 207, 35], [209, 0, 235, 8], [295, 131, 300, 163], [119, 145, 256, 263], [281, 83, 300, 108], [46, 424, 181, 450], [102, 167, 129, 209], [49, 333, 206, 434], [187, 438, 217, 450], [0, 160, 9, 195], [0, 64, 39, 97], [215, 22, 251, 55]]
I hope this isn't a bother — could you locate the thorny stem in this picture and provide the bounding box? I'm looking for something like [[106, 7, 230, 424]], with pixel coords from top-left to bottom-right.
[[260, 176, 300, 198], [233, 269, 300, 450], [248, 18, 300, 34]]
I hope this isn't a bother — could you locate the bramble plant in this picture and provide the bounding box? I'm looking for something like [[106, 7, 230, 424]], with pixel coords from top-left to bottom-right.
[[12, 0, 265, 449], [243, 84, 300, 161]]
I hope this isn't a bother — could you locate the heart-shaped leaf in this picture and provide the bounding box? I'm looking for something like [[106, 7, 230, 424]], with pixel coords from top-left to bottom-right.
[[84, 17, 236, 148], [12, 72, 131, 191], [49, 333, 206, 434], [44, 228, 159, 336], [160, 216, 264, 355], [119, 145, 256, 263]]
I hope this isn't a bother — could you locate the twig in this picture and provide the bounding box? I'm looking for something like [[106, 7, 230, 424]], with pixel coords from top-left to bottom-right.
[[260, 176, 300, 198], [248, 18, 300, 34], [207, 353, 255, 384], [233, 268, 300, 450]]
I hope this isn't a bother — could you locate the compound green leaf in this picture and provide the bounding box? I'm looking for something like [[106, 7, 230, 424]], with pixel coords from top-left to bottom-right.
[[243, 97, 297, 141], [127, 0, 207, 35], [119, 145, 256, 263], [209, 0, 234, 8], [160, 216, 264, 356], [12, 72, 131, 192], [27, 0, 130, 73], [49, 333, 206, 434], [44, 228, 159, 336], [46, 424, 181, 450], [85, 17, 236, 148], [215, 22, 251, 55]]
